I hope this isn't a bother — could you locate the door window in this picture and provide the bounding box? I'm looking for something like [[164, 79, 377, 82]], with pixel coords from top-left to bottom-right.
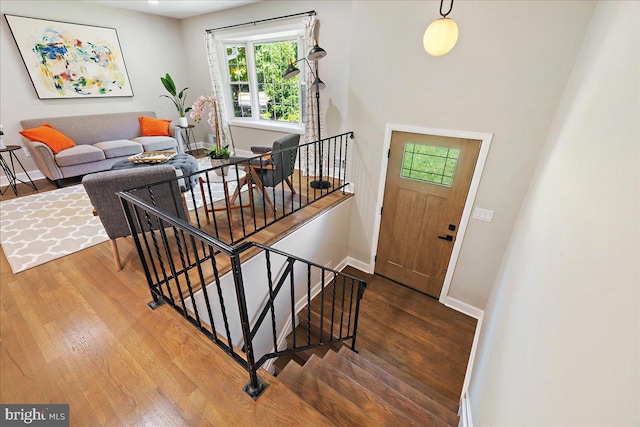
[[401, 143, 460, 186]]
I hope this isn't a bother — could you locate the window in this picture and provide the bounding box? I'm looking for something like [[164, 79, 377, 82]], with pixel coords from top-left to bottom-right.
[[218, 28, 305, 131], [226, 45, 251, 118], [401, 143, 460, 186]]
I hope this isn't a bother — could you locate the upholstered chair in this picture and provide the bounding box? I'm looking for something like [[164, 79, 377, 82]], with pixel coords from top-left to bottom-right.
[[82, 166, 186, 270], [231, 134, 300, 211]]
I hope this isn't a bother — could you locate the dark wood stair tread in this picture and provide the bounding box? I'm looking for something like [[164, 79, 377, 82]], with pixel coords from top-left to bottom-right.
[[277, 361, 377, 426], [305, 354, 448, 427], [273, 351, 308, 375], [325, 350, 459, 426], [299, 303, 353, 342], [340, 346, 460, 413], [274, 323, 347, 374], [286, 327, 345, 356]]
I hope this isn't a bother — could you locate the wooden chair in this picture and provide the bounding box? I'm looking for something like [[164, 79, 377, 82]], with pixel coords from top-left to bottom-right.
[[231, 134, 300, 212], [82, 166, 186, 270]]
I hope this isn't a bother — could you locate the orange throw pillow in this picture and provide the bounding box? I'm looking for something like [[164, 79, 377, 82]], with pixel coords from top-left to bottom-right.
[[139, 116, 171, 136], [19, 124, 76, 154]]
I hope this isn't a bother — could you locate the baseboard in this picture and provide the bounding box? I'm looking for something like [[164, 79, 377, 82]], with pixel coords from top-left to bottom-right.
[[442, 296, 483, 320], [460, 312, 484, 418], [263, 312, 296, 375], [233, 148, 254, 157], [459, 391, 474, 427], [345, 256, 373, 274], [0, 169, 45, 188]]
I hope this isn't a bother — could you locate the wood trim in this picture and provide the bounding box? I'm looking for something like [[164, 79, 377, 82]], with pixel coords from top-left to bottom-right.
[[459, 313, 483, 403], [346, 256, 374, 274], [442, 296, 483, 320]]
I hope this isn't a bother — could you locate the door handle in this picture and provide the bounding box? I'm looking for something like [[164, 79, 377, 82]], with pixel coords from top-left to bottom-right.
[[438, 234, 453, 241]]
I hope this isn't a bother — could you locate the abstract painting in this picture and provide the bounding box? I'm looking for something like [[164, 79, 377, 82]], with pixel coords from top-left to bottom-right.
[[4, 15, 133, 99]]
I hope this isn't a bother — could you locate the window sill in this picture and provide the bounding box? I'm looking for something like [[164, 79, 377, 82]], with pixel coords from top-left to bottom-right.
[[229, 119, 304, 135]]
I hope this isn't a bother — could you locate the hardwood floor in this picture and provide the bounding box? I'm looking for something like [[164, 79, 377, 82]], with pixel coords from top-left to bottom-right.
[[0, 243, 333, 425], [0, 176, 67, 201], [342, 267, 476, 404], [277, 267, 477, 407], [1, 174, 477, 425]]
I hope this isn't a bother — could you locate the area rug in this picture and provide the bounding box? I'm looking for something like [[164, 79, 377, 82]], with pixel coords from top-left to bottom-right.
[[0, 158, 236, 274], [0, 185, 109, 274], [184, 157, 239, 211]]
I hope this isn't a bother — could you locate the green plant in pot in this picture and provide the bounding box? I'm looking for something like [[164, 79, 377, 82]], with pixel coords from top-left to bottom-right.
[[160, 73, 191, 126], [204, 145, 231, 176]]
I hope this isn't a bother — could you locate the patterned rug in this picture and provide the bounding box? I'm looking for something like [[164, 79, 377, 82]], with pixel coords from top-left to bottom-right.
[[184, 177, 238, 212], [185, 157, 238, 211], [0, 185, 109, 274], [0, 158, 232, 274], [0, 158, 236, 274]]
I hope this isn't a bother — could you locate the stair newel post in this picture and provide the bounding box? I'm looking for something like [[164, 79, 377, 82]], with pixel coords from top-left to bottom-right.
[[230, 252, 268, 399], [350, 280, 367, 352]]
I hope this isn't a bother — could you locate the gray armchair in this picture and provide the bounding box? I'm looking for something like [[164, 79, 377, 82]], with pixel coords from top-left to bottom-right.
[[231, 134, 300, 211], [82, 166, 186, 270]]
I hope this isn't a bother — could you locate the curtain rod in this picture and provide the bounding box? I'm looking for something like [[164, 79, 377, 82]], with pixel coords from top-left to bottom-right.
[[206, 10, 316, 33]]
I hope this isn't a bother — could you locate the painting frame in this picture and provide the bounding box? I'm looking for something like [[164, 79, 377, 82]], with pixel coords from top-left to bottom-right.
[[4, 14, 134, 99]]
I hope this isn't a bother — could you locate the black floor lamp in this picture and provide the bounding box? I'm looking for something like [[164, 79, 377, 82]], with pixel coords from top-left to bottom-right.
[[283, 41, 330, 189]]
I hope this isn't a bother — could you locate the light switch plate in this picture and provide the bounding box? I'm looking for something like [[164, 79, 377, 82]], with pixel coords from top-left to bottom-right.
[[473, 207, 494, 222], [22, 147, 31, 157]]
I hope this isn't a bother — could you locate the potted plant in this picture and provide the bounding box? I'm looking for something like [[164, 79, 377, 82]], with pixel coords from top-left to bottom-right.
[[160, 73, 191, 126], [192, 95, 231, 175], [204, 145, 231, 176]]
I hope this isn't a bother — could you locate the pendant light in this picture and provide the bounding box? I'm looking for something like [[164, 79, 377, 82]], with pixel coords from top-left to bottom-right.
[[423, 0, 459, 56]]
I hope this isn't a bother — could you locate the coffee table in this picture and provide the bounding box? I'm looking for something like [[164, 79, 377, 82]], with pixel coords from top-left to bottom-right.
[[111, 153, 198, 191]]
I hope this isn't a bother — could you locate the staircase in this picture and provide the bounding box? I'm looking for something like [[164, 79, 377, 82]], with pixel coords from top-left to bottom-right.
[[277, 347, 459, 426], [274, 301, 461, 426]]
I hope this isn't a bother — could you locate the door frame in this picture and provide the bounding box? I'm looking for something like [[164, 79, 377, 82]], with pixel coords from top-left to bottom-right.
[[370, 123, 493, 303]]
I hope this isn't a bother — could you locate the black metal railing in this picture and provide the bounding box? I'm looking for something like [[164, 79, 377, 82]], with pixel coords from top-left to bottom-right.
[[117, 158, 366, 399], [178, 131, 354, 245]]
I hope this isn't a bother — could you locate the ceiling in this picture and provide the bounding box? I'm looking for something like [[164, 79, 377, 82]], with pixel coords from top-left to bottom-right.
[[88, 0, 261, 20]]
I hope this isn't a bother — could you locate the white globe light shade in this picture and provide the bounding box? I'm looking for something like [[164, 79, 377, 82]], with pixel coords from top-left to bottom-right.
[[423, 17, 459, 56]]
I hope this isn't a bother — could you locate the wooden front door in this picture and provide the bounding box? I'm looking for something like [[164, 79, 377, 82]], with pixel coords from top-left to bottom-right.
[[375, 131, 481, 298]]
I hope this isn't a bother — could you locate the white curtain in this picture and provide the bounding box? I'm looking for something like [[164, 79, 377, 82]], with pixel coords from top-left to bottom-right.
[[302, 15, 321, 177], [205, 33, 234, 152]]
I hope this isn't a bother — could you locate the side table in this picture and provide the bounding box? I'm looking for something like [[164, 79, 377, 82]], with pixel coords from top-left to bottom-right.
[[0, 145, 37, 196], [176, 125, 196, 153]]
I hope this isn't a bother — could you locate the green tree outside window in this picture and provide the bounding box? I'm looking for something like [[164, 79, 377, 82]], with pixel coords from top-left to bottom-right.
[[225, 40, 301, 123]]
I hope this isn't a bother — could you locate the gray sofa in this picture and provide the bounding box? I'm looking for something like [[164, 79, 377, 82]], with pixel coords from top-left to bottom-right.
[[20, 111, 183, 187]]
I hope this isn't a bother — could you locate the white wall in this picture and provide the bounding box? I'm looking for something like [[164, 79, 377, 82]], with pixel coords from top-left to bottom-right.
[[180, 0, 597, 310], [345, 1, 596, 308], [186, 198, 353, 362], [0, 1, 187, 173], [179, 1, 352, 152], [2, 1, 602, 312], [469, 1, 639, 424]]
